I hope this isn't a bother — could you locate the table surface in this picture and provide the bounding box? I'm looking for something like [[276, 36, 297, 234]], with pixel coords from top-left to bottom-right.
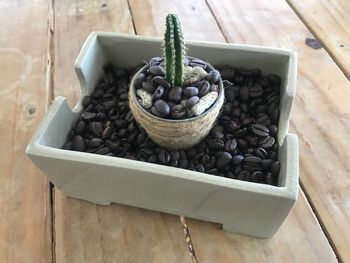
[[1, 0, 349, 262]]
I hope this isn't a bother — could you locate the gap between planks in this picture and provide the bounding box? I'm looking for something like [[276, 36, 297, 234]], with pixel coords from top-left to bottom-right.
[[286, 0, 350, 81], [299, 181, 341, 262], [46, 0, 56, 262]]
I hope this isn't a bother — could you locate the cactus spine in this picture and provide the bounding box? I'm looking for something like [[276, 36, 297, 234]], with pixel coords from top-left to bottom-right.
[[164, 14, 186, 87]]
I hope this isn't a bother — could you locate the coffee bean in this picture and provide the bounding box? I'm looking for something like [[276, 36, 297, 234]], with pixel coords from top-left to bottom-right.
[[254, 147, 268, 159], [183, 87, 199, 98], [149, 65, 165, 76], [232, 155, 244, 165], [210, 125, 225, 139], [82, 96, 91, 107], [269, 125, 278, 137], [271, 161, 280, 176], [237, 170, 250, 181], [223, 120, 240, 132], [75, 121, 85, 135], [90, 122, 103, 137], [158, 149, 171, 164], [237, 139, 249, 149], [198, 81, 210, 97], [95, 146, 110, 155], [139, 147, 153, 158], [216, 151, 232, 170], [87, 138, 103, 148], [250, 171, 262, 183], [251, 124, 269, 137], [168, 87, 183, 103], [249, 85, 263, 98], [118, 128, 128, 138], [92, 89, 104, 99], [195, 164, 205, 173], [136, 133, 146, 145], [153, 86, 165, 100], [256, 113, 271, 126], [268, 74, 281, 87], [81, 112, 96, 121], [170, 150, 180, 161], [224, 87, 235, 102], [244, 155, 262, 164], [232, 107, 241, 118], [152, 76, 171, 89], [119, 92, 128, 100], [186, 96, 199, 108], [207, 138, 224, 150], [271, 108, 279, 124], [72, 135, 85, 151], [266, 172, 275, 185], [148, 154, 158, 163], [240, 103, 249, 113], [105, 140, 119, 150], [224, 138, 237, 152], [179, 159, 189, 169], [261, 159, 273, 170], [125, 111, 134, 122], [171, 104, 186, 119], [62, 141, 72, 150], [114, 119, 128, 128], [239, 86, 249, 101], [259, 136, 275, 149], [154, 100, 170, 116]]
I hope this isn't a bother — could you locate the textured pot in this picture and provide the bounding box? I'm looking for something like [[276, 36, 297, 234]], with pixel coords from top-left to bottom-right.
[[129, 62, 224, 150], [26, 32, 298, 237]]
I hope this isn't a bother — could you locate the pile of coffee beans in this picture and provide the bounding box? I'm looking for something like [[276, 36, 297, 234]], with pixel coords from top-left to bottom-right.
[[62, 63, 281, 186], [134, 57, 220, 119]]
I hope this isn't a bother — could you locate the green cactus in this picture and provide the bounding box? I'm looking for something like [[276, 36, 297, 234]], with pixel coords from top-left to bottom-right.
[[164, 14, 186, 87]]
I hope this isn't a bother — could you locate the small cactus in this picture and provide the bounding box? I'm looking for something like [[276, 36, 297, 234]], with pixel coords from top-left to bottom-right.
[[164, 14, 186, 87]]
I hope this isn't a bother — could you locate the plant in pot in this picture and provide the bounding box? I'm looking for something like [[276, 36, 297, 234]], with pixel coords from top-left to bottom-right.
[[26, 13, 298, 237], [129, 14, 224, 150]]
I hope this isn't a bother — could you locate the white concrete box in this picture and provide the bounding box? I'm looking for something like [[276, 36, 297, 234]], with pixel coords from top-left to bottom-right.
[[26, 32, 298, 237]]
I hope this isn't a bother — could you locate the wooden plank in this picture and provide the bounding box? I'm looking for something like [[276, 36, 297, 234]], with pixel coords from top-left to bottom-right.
[[287, 0, 350, 79], [0, 0, 52, 262], [129, 0, 226, 42], [129, 0, 338, 262], [203, 0, 350, 261], [55, 196, 189, 263], [53, 1, 191, 262], [188, 192, 337, 263]]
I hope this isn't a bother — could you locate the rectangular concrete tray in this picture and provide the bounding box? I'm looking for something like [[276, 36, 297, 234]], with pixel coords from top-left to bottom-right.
[[26, 32, 298, 237]]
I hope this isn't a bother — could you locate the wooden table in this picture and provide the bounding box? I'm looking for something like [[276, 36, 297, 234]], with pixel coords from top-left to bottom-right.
[[1, 0, 349, 262]]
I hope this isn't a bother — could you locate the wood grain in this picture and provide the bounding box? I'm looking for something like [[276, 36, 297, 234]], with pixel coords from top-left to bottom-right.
[[205, 0, 350, 261], [188, 192, 337, 263], [287, 0, 350, 79], [53, 1, 191, 262], [128, 0, 226, 42], [55, 196, 189, 263], [0, 0, 52, 262], [129, 0, 338, 262], [54, 0, 135, 107]]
